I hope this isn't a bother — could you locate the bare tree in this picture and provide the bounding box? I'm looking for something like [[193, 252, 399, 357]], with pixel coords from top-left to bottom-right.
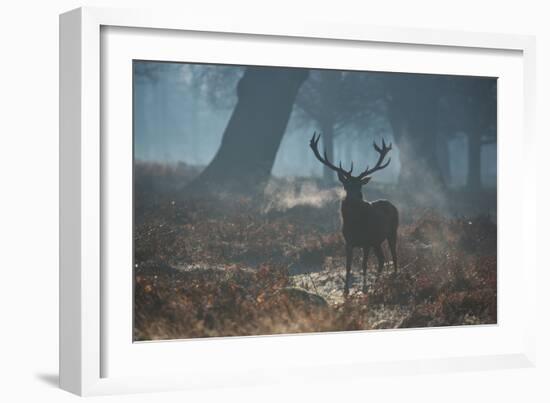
[[188, 66, 309, 195], [383, 74, 449, 194], [439, 76, 497, 190], [296, 70, 385, 183]]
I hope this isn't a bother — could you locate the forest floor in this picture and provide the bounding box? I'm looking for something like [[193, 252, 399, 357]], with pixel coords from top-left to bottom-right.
[[133, 162, 497, 341]]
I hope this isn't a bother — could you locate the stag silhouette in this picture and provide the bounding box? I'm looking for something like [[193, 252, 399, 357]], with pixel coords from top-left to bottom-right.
[[310, 133, 399, 296]]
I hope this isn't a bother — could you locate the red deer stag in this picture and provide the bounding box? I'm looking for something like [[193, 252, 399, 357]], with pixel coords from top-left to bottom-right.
[[309, 133, 399, 296]]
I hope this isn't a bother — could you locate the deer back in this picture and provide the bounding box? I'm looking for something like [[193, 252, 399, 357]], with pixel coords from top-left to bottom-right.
[[341, 199, 397, 247]]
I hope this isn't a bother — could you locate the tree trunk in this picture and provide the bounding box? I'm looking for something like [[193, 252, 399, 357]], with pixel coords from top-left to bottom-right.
[[387, 76, 447, 211], [388, 76, 446, 194], [187, 67, 308, 195], [390, 113, 444, 189], [345, 138, 353, 169], [321, 121, 335, 183], [467, 131, 482, 191], [188, 80, 201, 165], [437, 133, 451, 184]]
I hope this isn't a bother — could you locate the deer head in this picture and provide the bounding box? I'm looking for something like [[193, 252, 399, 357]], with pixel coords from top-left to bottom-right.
[[309, 132, 392, 200]]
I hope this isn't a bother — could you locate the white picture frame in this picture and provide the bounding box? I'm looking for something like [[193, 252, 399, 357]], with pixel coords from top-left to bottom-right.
[[59, 6, 537, 396]]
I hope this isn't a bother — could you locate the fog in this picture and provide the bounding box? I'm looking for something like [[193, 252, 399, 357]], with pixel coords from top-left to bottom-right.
[[133, 61, 496, 191], [132, 61, 499, 342]]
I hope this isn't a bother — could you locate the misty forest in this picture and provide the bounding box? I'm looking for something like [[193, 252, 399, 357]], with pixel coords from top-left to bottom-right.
[[133, 62, 497, 341]]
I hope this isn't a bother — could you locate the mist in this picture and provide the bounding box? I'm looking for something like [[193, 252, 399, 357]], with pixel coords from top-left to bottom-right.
[[133, 61, 497, 216], [133, 61, 498, 340]]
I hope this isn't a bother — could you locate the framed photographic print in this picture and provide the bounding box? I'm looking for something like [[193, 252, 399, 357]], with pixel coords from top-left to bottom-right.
[[60, 6, 537, 396]]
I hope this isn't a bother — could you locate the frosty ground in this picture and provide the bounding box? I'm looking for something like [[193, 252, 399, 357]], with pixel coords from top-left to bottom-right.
[[133, 162, 497, 341]]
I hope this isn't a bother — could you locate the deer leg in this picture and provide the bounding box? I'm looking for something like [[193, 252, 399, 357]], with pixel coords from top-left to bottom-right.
[[388, 235, 398, 273], [374, 244, 385, 273], [362, 247, 370, 293], [344, 245, 353, 297]]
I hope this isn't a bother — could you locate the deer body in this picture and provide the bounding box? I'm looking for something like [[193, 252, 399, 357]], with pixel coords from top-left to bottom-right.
[[342, 199, 398, 248], [310, 133, 399, 296]]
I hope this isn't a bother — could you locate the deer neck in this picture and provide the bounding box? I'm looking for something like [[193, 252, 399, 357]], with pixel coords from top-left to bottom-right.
[[344, 191, 364, 203], [341, 194, 370, 225], [342, 192, 371, 211]]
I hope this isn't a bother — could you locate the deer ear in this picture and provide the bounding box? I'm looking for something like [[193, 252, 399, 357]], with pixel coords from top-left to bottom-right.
[[360, 176, 372, 185], [337, 172, 347, 183]]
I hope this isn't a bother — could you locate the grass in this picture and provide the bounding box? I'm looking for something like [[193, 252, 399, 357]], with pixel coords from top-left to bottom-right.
[[133, 162, 497, 341]]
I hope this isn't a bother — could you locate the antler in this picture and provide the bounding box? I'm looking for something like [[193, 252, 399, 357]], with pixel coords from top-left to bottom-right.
[[357, 139, 393, 179], [309, 132, 353, 178]]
